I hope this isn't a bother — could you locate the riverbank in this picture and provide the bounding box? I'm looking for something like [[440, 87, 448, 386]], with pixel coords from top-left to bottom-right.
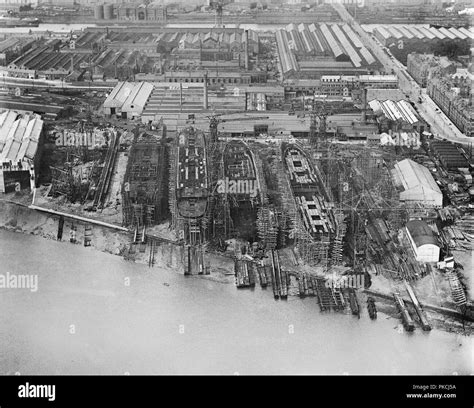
[[0, 195, 471, 335], [2, 228, 470, 374]]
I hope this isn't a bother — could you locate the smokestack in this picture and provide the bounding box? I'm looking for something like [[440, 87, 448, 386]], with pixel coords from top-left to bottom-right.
[[179, 81, 183, 107], [244, 30, 249, 71], [203, 73, 208, 110], [362, 87, 367, 124], [70, 55, 74, 73]]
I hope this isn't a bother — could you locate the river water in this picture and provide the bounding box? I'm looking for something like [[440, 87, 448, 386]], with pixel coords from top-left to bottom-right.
[[0, 229, 471, 374]]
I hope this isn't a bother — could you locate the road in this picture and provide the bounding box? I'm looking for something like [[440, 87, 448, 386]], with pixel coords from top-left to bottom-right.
[[333, 4, 472, 147]]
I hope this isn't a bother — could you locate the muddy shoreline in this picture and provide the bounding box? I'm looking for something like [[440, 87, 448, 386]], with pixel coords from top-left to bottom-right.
[[0, 198, 471, 336]]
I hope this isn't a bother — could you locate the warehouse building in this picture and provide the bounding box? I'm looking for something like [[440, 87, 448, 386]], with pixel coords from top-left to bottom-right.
[[117, 2, 167, 21], [0, 110, 43, 194], [368, 24, 471, 64], [103, 81, 154, 118], [368, 99, 427, 134], [430, 141, 470, 170], [276, 23, 381, 79], [391, 158, 443, 208], [405, 220, 440, 263]]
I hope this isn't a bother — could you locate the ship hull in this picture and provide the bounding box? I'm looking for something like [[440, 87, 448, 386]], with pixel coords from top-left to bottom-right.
[[176, 126, 208, 219], [222, 140, 259, 202]]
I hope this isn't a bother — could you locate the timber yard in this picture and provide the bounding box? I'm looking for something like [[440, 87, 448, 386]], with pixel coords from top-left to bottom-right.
[[0, 0, 473, 338]]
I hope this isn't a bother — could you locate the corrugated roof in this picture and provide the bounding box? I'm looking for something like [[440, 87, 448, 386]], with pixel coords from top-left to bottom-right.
[[458, 27, 474, 39], [122, 82, 154, 112], [394, 159, 441, 196], [320, 24, 344, 59], [387, 26, 403, 39], [438, 27, 456, 40], [375, 26, 391, 40], [309, 29, 325, 53], [359, 47, 375, 65], [406, 220, 438, 248], [369, 99, 420, 124], [428, 27, 446, 39], [405, 26, 425, 39], [0, 111, 42, 164], [342, 24, 363, 48], [397, 26, 414, 39], [331, 24, 361, 67], [0, 110, 18, 151], [418, 27, 436, 40], [448, 27, 467, 40], [397, 100, 419, 124]]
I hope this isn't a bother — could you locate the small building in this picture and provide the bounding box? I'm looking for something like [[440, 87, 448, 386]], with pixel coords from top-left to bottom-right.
[[391, 158, 443, 208], [103, 81, 154, 118], [0, 111, 43, 194], [405, 220, 440, 263]]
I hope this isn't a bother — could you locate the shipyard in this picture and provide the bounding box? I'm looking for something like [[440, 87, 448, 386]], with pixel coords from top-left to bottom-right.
[[0, 0, 472, 378]]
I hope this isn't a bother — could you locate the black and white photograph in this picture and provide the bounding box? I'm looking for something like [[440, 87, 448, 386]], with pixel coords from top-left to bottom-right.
[[0, 0, 472, 402]]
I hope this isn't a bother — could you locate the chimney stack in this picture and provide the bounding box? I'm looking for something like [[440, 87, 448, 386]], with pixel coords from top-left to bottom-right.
[[203, 73, 208, 110], [244, 30, 249, 71], [362, 87, 367, 124]]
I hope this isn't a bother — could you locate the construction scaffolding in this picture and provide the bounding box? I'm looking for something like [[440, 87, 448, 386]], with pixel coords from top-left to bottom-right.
[[122, 130, 167, 228]]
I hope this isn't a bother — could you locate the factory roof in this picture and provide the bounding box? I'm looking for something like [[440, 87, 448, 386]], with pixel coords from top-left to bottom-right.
[[0, 111, 42, 164], [342, 24, 363, 48], [359, 47, 376, 65], [438, 27, 456, 40], [416, 27, 435, 40], [331, 24, 361, 67], [405, 26, 425, 40], [448, 27, 467, 40], [393, 159, 441, 196], [320, 24, 344, 59], [103, 81, 152, 110], [397, 26, 414, 39], [428, 27, 446, 39], [406, 220, 439, 248], [122, 82, 154, 112], [386, 26, 404, 39], [369, 99, 420, 124], [458, 27, 474, 39]]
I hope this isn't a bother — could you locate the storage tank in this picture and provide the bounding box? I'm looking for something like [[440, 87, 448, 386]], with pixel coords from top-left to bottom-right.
[[94, 4, 104, 20], [104, 4, 114, 20]]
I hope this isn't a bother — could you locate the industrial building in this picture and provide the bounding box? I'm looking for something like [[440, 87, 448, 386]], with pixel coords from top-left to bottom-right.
[[140, 81, 246, 125], [391, 158, 443, 208], [116, 2, 167, 22], [368, 99, 427, 134], [276, 23, 381, 79], [430, 141, 470, 170], [367, 24, 472, 64], [0, 110, 43, 194], [103, 81, 154, 118], [405, 220, 440, 263]]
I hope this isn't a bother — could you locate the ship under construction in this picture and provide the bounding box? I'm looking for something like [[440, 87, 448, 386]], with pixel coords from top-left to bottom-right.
[[171, 126, 209, 245], [215, 139, 261, 241], [122, 130, 168, 227], [282, 142, 337, 264]]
